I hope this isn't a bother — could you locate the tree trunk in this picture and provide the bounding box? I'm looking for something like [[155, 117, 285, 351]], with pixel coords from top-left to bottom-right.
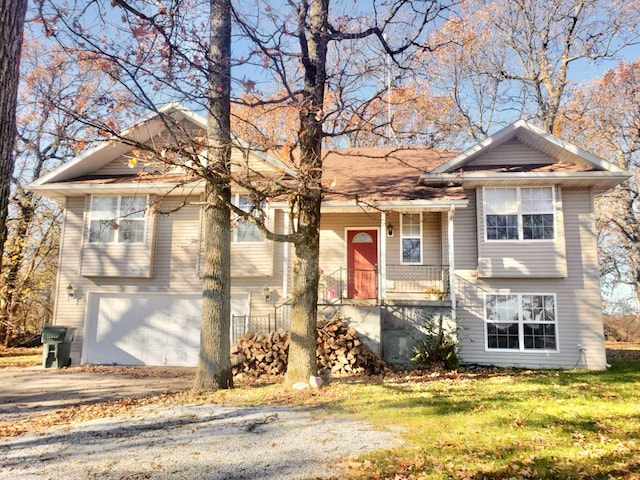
[[285, 0, 329, 385], [0, 0, 28, 344], [193, 0, 233, 392], [287, 205, 321, 383]]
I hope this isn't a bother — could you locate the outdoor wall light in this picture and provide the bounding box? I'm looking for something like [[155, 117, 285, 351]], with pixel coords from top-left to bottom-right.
[[67, 284, 75, 300], [263, 286, 271, 302], [387, 223, 394, 237]]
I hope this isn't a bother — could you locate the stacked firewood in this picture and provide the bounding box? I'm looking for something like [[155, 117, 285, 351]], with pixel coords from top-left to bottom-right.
[[230, 319, 386, 377], [315, 319, 386, 375], [231, 330, 290, 377]]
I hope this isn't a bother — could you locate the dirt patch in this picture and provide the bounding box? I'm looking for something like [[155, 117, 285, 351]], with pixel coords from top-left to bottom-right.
[[606, 341, 640, 363]]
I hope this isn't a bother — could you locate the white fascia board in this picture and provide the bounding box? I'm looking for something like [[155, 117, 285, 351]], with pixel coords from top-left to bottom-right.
[[268, 199, 469, 213], [27, 181, 205, 199], [420, 171, 631, 187], [29, 140, 129, 187]]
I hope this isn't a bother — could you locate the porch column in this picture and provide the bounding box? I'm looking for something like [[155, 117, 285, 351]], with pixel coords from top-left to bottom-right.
[[379, 211, 387, 302], [282, 212, 290, 298], [447, 206, 456, 316]]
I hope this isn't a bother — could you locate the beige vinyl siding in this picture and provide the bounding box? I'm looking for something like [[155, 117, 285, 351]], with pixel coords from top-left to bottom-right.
[[477, 186, 568, 278], [80, 195, 157, 278], [455, 188, 606, 369], [466, 138, 554, 167], [230, 149, 281, 175], [230, 242, 275, 278], [93, 154, 148, 176], [422, 212, 442, 265], [452, 190, 478, 270], [385, 212, 400, 265], [53, 197, 86, 361]]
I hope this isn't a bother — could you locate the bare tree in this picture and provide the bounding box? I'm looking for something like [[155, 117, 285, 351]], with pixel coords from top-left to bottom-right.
[[422, 0, 640, 138], [1, 34, 97, 344], [559, 59, 640, 310]]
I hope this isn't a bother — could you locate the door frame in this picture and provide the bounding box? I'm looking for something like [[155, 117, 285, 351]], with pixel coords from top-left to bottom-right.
[[344, 227, 380, 299]]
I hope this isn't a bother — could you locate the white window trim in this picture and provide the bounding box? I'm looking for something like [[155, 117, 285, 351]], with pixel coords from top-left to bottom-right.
[[87, 195, 148, 245], [400, 212, 423, 265], [483, 292, 559, 353], [483, 187, 556, 242], [231, 193, 267, 244]]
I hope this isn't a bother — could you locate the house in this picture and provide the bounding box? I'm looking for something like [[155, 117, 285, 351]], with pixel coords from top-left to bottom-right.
[[28, 104, 630, 370]]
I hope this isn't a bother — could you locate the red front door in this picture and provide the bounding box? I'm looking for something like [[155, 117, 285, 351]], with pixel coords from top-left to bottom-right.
[[347, 230, 378, 299]]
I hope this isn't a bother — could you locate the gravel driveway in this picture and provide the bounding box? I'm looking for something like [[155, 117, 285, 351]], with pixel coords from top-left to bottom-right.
[[0, 367, 401, 479]]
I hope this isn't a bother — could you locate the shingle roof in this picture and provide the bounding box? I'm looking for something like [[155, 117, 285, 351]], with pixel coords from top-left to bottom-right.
[[321, 146, 463, 202]]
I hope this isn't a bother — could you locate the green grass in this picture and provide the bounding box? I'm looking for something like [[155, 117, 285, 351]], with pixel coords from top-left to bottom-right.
[[220, 364, 640, 479], [342, 368, 639, 478]]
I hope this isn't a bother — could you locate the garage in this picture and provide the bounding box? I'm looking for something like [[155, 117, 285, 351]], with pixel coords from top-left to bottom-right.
[[82, 293, 203, 366]]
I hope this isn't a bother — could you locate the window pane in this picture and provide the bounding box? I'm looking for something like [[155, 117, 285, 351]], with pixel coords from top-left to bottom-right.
[[487, 293, 557, 352], [89, 219, 115, 243], [521, 187, 553, 213], [402, 238, 421, 263], [523, 214, 554, 240], [523, 323, 556, 350], [89, 195, 146, 244], [486, 214, 518, 240], [118, 219, 145, 243], [485, 188, 517, 214], [91, 196, 117, 220], [486, 294, 518, 321], [236, 219, 263, 242], [487, 322, 520, 349], [120, 196, 146, 219], [402, 213, 420, 237], [234, 195, 265, 243]]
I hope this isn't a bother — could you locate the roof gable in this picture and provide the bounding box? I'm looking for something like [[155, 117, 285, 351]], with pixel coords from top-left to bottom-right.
[[30, 103, 205, 187], [432, 120, 627, 174], [28, 103, 292, 198]]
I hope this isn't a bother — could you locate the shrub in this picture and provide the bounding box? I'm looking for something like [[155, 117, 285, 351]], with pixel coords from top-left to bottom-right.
[[411, 313, 459, 370]]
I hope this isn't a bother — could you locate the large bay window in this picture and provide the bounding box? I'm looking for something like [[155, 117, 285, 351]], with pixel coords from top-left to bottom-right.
[[485, 293, 557, 351], [88, 195, 147, 244], [232, 194, 266, 243], [484, 187, 555, 241], [401, 213, 422, 264]]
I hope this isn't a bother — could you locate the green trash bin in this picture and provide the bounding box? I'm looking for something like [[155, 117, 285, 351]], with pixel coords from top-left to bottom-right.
[[41, 326, 76, 368]]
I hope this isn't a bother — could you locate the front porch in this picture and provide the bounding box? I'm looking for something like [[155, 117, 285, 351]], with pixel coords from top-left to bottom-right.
[[319, 264, 451, 304]]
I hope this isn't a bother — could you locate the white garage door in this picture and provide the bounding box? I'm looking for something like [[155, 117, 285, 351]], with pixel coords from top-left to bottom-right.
[[83, 293, 202, 366]]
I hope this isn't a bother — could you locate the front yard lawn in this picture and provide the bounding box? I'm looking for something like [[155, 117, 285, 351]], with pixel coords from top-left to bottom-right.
[[2, 345, 639, 479], [321, 363, 640, 479]]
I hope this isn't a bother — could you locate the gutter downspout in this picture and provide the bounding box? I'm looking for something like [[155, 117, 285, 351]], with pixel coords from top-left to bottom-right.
[[282, 212, 289, 298], [380, 211, 387, 303]]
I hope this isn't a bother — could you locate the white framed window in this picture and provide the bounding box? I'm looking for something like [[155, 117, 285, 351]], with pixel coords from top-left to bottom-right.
[[484, 187, 555, 241], [484, 293, 557, 351], [88, 195, 147, 244], [401, 213, 422, 264], [232, 194, 266, 243]]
